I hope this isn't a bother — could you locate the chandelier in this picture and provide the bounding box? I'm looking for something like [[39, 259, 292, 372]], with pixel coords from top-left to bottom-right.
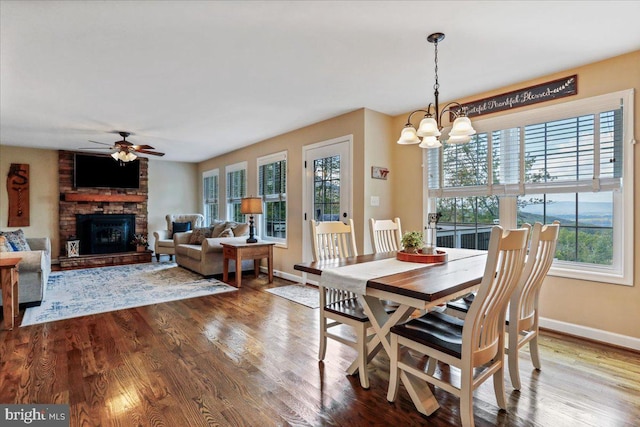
[[397, 33, 476, 148]]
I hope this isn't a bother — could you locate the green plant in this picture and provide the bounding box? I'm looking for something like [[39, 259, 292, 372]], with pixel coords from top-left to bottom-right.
[[401, 231, 423, 253], [131, 233, 149, 248]]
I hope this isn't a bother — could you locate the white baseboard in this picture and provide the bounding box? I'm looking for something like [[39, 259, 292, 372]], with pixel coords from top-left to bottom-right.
[[259, 269, 318, 286], [539, 317, 640, 351]]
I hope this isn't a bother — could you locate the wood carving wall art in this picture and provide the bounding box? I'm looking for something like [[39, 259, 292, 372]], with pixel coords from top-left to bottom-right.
[[6, 163, 30, 227]]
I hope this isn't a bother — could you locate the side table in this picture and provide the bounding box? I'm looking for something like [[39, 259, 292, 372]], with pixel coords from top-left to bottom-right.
[[1, 257, 21, 330], [221, 242, 275, 288]]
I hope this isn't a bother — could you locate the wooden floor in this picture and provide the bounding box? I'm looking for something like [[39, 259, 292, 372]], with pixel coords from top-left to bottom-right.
[[1, 272, 639, 426]]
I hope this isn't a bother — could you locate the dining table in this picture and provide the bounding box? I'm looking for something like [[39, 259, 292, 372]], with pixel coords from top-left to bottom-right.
[[294, 247, 487, 415]]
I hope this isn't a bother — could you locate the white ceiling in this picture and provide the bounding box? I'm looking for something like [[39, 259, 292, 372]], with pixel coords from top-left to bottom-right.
[[1, 1, 639, 163]]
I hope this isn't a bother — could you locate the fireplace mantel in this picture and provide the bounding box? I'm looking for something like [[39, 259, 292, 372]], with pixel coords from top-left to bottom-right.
[[63, 193, 146, 203]]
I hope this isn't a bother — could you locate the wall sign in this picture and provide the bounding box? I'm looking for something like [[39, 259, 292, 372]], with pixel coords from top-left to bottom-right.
[[452, 75, 577, 119], [6, 163, 30, 227], [371, 166, 389, 180]]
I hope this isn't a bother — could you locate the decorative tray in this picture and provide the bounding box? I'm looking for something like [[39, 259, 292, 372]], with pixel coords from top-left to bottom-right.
[[396, 249, 447, 264]]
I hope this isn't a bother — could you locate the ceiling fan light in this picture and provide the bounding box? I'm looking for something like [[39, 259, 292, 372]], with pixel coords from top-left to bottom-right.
[[397, 126, 420, 144], [450, 116, 476, 136], [111, 152, 120, 160], [125, 152, 137, 162], [418, 136, 442, 149], [416, 117, 441, 137]]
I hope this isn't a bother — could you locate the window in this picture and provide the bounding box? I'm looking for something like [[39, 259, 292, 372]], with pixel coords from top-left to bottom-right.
[[426, 90, 634, 285], [225, 161, 247, 223], [258, 151, 287, 244], [203, 169, 219, 225]]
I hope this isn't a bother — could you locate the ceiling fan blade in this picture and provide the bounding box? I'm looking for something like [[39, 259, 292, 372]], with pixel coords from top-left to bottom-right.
[[88, 140, 113, 146], [131, 144, 155, 150], [136, 149, 165, 156], [78, 147, 112, 150]]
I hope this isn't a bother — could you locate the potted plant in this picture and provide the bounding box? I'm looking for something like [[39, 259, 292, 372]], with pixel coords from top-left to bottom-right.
[[131, 233, 149, 252], [401, 231, 424, 254]]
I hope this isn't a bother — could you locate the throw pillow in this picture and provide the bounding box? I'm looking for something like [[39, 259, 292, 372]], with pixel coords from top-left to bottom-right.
[[211, 221, 228, 238], [172, 221, 192, 237], [232, 223, 249, 237], [0, 229, 31, 251], [218, 228, 234, 238], [189, 227, 213, 244], [0, 236, 12, 252]]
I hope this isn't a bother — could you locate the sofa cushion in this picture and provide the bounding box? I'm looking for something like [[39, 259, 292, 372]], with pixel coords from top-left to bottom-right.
[[232, 223, 249, 236], [172, 221, 192, 237], [185, 245, 204, 260], [211, 221, 228, 237], [189, 227, 213, 244], [0, 229, 31, 251], [218, 228, 234, 237], [156, 238, 174, 248]]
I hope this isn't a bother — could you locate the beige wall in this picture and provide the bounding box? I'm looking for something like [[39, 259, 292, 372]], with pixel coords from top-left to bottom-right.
[[392, 50, 640, 340], [198, 109, 366, 274], [363, 109, 397, 253], [147, 159, 200, 248], [0, 146, 60, 257]]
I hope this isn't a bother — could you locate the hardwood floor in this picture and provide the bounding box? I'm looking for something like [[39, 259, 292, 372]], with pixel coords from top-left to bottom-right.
[[1, 273, 639, 426]]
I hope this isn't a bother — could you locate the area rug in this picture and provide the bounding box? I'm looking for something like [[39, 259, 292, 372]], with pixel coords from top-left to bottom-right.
[[265, 284, 319, 309], [21, 262, 237, 326]]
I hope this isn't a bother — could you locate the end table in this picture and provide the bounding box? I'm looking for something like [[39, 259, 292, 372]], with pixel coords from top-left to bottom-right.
[[221, 242, 275, 288], [1, 257, 21, 330]]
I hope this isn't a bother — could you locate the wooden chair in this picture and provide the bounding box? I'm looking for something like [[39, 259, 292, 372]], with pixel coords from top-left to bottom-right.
[[369, 217, 402, 253], [445, 221, 560, 390], [507, 221, 560, 390], [311, 219, 374, 388], [387, 226, 529, 427]]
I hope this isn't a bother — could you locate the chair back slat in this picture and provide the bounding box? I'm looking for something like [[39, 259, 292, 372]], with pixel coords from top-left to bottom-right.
[[464, 225, 529, 366], [369, 218, 402, 253], [311, 219, 358, 262], [511, 221, 560, 331]]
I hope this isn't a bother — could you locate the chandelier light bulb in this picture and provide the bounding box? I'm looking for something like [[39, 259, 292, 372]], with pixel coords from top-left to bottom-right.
[[449, 116, 476, 136], [416, 117, 441, 137], [418, 136, 442, 149], [397, 126, 421, 144], [447, 134, 473, 144]]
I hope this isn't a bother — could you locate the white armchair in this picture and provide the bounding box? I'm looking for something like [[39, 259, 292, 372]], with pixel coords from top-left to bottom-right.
[[153, 214, 205, 261]]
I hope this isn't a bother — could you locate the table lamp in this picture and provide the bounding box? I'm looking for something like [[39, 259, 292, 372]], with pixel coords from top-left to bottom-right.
[[240, 196, 263, 243]]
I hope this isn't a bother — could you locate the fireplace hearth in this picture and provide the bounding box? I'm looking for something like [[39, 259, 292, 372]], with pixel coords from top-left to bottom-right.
[[76, 214, 136, 255]]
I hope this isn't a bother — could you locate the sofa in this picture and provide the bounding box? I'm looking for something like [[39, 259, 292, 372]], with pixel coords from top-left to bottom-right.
[[0, 235, 51, 307], [174, 221, 254, 277], [153, 214, 205, 261]]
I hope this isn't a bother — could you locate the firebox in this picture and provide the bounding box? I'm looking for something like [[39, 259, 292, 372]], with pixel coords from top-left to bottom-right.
[[76, 214, 136, 255]]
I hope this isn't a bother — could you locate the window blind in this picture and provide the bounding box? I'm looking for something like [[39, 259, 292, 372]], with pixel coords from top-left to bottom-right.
[[428, 93, 624, 198]]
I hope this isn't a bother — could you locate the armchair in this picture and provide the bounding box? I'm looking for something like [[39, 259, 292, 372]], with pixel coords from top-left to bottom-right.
[[153, 214, 205, 261], [0, 236, 51, 307]]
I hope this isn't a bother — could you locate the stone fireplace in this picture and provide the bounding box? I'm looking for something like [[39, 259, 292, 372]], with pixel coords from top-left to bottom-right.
[[58, 151, 150, 269]]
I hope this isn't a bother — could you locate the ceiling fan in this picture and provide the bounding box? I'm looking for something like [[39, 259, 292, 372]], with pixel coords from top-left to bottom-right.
[[80, 131, 165, 162]]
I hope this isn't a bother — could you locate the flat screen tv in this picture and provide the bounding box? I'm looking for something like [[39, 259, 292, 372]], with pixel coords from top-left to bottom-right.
[[74, 153, 140, 189]]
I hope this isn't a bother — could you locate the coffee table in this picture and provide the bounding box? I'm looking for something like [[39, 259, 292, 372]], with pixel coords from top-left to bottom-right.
[[221, 241, 275, 288]]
